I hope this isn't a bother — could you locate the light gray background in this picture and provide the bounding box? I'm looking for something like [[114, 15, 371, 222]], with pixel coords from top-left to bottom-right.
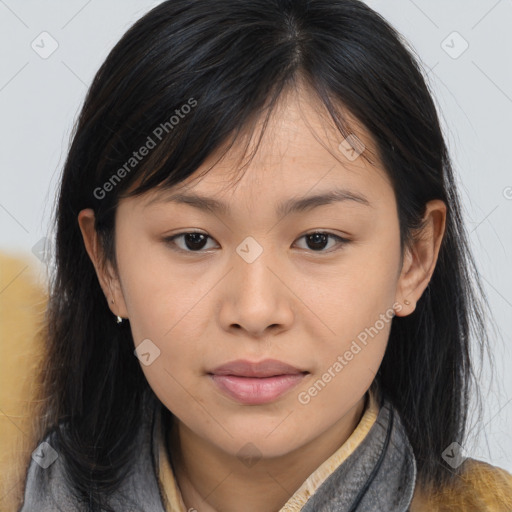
[[1, 0, 511, 472]]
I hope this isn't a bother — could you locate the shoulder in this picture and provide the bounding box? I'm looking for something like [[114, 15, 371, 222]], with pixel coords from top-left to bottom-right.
[[410, 458, 512, 512], [18, 428, 87, 512], [18, 406, 167, 512]]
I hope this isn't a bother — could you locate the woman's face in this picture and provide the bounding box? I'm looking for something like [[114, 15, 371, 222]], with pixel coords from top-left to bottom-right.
[[82, 88, 420, 460]]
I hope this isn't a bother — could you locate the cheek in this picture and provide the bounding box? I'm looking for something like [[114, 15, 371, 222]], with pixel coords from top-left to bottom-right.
[[116, 235, 210, 341], [116, 246, 215, 405], [297, 239, 400, 404], [301, 237, 400, 341], [294, 305, 392, 429]]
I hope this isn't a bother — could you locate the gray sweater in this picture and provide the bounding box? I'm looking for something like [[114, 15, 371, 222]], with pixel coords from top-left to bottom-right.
[[19, 395, 416, 511]]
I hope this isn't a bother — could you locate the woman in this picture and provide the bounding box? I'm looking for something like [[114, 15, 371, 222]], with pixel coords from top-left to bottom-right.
[[19, 0, 512, 510]]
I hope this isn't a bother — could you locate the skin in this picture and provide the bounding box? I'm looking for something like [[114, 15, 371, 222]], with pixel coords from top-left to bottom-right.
[[78, 83, 446, 512]]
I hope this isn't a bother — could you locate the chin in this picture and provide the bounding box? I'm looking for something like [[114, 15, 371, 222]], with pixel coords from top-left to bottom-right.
[[207, 424, 308, 460]]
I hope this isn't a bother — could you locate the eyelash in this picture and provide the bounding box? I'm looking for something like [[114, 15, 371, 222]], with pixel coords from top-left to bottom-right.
[[163, 231, 350, 254]]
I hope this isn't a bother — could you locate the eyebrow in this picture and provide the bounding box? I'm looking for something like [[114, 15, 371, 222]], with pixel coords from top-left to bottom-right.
[[145, 188, 372, 217]]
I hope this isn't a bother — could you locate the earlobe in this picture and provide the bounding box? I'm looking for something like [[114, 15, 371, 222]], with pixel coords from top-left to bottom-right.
[[394, 199, 447, 317], [394, 247, 417, 316]]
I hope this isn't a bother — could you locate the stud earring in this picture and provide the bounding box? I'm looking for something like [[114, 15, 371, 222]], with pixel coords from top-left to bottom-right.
[[404, 299, 410, 305]]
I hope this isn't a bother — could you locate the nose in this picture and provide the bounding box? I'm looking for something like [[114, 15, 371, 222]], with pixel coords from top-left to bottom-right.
[[218, 242, 295, 338]]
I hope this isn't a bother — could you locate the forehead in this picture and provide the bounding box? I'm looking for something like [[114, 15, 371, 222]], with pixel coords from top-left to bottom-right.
[[133, 85, 393, 210]]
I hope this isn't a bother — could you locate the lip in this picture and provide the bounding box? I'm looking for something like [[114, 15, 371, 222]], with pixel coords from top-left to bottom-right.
[[209, 358, 306, 377], [208, 359, 308, 405]]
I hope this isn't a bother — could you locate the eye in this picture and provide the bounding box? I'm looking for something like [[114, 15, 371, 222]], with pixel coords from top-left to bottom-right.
[[164, 231, 349, 254], [164, 231, 218, 252], [294, 232, 349, 252]]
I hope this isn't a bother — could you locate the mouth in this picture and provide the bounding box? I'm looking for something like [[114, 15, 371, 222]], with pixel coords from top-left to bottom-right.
[[208, 359, 309, 404]]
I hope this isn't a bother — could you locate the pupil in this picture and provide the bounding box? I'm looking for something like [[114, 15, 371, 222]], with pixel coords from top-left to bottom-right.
[[185, 233, 207, 250], [307, 233, 328, 250]]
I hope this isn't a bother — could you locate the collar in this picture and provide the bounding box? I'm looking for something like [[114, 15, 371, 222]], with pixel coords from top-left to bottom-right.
[[153, 388, 416, 511]]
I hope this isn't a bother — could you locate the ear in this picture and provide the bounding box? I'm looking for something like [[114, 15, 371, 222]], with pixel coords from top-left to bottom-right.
[[77, 208, 129, 319], [394, 199, 447, 317]]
